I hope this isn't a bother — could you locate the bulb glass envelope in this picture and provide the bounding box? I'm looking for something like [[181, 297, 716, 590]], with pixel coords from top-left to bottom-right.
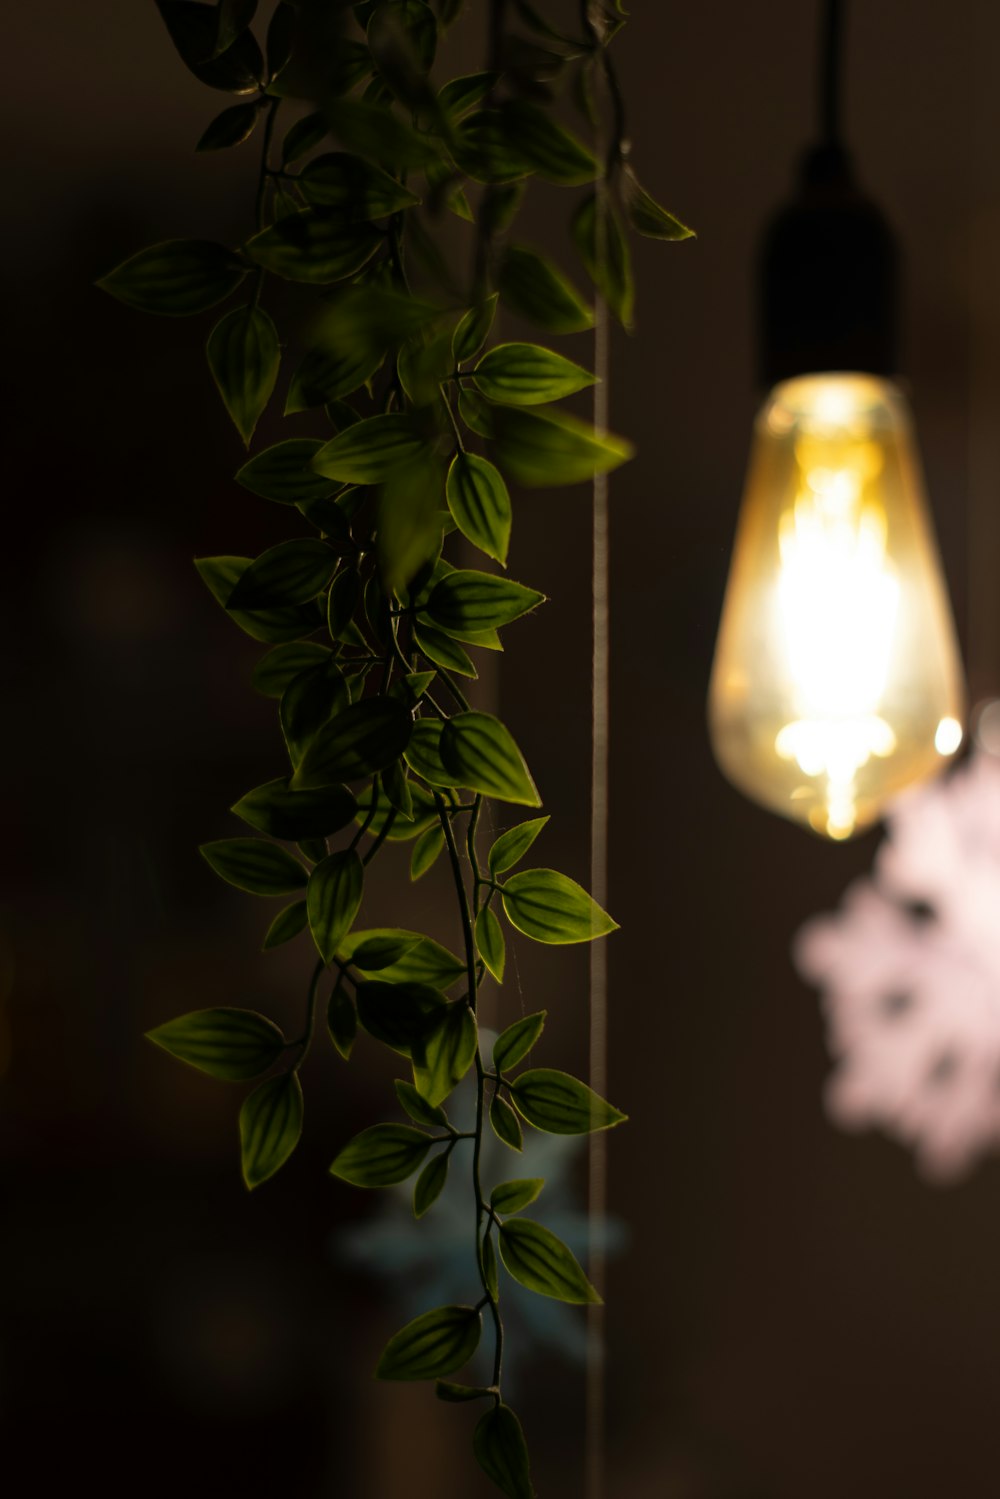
[[709, 373, 964, 839]]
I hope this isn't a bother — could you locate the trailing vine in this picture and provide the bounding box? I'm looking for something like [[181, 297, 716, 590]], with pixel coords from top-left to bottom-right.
[[98, 2, 692, 1493]]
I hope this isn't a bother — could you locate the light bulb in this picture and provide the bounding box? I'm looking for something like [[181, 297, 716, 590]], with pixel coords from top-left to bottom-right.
[[708, 372, 964, 839]]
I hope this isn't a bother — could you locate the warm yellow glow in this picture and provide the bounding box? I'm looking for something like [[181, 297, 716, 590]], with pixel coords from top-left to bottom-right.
[[709, 373, 964, 839]]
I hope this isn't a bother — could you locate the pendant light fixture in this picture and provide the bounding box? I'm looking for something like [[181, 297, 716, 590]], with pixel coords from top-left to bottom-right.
[[708, 0, 965, 840]]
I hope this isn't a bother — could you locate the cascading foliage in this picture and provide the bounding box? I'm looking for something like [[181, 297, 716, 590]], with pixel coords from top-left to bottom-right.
[[98, 1, 691, 1493]]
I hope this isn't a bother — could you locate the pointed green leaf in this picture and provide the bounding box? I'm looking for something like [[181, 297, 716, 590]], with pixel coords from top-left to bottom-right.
[[404, 718, 465, 788], [97, 238, 248, 316], [473, 1404, 534, 1499], [490, 1093, 523, 1151], [483, 1230, 499, 1299], [196, 555, 321, 643], [233, 778, 357, 842], [156, 0, 262, 91], [497, 244, 594, 334], [293, 699, 413, 787], [312, 413, 427, 483], [251, 641, 332, 697], [235, 438, 336, 504], [498, 1218, 600, 1304], [493, 1011, 545, 1073], [357, 980, 448, 1055], [490, 1178, 543, 1215], [500, 869, 617, 943], [376, 1304, 481, 1381], [475, 905, 505, 982], [412, 622, 478, 679], [488, 817, 549, 877], [438, 70, 498, 120], [440, 712, 540, 807], [454, 109, 532, 184], [410, 822, 445, 879], [225, 539, 336, 609], [425, 570, 543, 635], [622, 168, 695, 240], [413, 1002, 477, 1108], [350, 932, 422, 971], [307, 848, 364, 962], [245, 210, 381, 283], [146, 1007, 284, 1080], [240, 1071, 303, 1188], [572, 192, 635, 328], [262, 899, 309, 949], [453, 293, 498, 365], [281, 109, 329, 165], [279, 660, 350, 767], [413, 1150, 450, 1217], [492, 405, 633, 487], [436, 1380, 494, 1403], [340, 929, 466, 987], [331, 1122, 433, 1186], [509, 1068, 626, 1134], [327, 979, 358, 1059], [285, 343, 385, 413], [197, 101, 259, 152], [395, 1078, 448, 1128], [502, 99, 597, 184], [201, 838, 308, 895], [445, 454, 511, 566], [473, 342, 595, 406], [299, 151, 421, 217]]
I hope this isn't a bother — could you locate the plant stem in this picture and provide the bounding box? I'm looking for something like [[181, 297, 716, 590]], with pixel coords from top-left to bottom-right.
[[293, 958, 324, 1065], [436, 794, 504, 1390], [252, 98, 281, 307]]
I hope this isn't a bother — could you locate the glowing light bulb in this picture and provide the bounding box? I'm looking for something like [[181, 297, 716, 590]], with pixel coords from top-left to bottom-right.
[[708, 373, 964, 839]]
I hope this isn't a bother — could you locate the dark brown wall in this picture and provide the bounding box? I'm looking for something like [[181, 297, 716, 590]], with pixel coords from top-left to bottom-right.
[[3, 4, 999, 1497]]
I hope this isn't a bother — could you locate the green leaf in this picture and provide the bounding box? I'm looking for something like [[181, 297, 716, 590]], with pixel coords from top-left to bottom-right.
[[281, 109, 329, 165], [572, 192, 634, 328], [473, 1404, 534, 1499], [285, 344, 385, 413], [380, 758, 413, 822], [96, 239, 247, 316], [453, 109, 532, 184], [378, 455, 447, 595], [196, 555, 321, 643], [510, 1068, 626, 1134], [413, 1003, 477, 1108], [330, 1122, 432, 1186], [436, 1380, 494, 1403], [413, 1151, 449, 1217], [262, 899, 309, 950], [350, 932, 422, 971], [410, 822, 445, 880], [235, 438, 336, 504], [197, 100, 259, 151], [307, 849, 364, 962], [357, 980, 448, 1055], [280, 660, 351, 766], [404, 718, 465, 788], [327, 979, 358, 1059], [498, 1218, 600, 1304], [227, 539, 336, 609], [500, 869, 617, 943], [298, 836, 328, 865], [251, 641, 332, 697], [324, 96, 440, 169], [492, 405, 633, 487], [425, 572, 542, 635], [490, 1093, 523, 1151], [367, 1, 439, 107], [475, 905, 505, 983], [493, 1011, 545, 1072], [234, 778, 357, 842], [299, 152, 420, 217], [312, 413, 427, 483], [438, 71, 498, 119], [440, 712, 540, 807], [156, 0, 263, 92], [201, 838, 308, 895], [490, 1178, 543, 1215], [293, 699, 413, 787], [376, 1304, 481, 1381], [412, 622, 477, 679], [245, 210, 381, 283], [395, 1078, 448, 1128], [340, 929, 466, 987], [497, 244, 594, 334], [146, 1007, 284, 1080], [458, 387, 495, 439], [445, 454, 511, 565], [502, 100, 597, 184], [473, 342, 595, 406], [265, 0, 295, 79], [488, 817, 549, 877], [240, 1071, 303, 1188], [622, 168, 695, 240], [452, 294, 498, 365]]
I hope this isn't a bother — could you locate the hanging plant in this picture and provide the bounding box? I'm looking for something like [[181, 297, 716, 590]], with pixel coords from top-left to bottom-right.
[[98, 1, 692, 1493]]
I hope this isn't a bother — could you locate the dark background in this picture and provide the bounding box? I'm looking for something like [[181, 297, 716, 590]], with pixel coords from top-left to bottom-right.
[[4, 2, 1000, 1495]]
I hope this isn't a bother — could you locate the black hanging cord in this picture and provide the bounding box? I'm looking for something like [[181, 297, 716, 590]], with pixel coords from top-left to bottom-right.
[[820, 0, 845, 148]]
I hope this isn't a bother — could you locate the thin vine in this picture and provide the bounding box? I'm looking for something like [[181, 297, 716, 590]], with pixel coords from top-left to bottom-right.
[[98, 2, 693, 1494]]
